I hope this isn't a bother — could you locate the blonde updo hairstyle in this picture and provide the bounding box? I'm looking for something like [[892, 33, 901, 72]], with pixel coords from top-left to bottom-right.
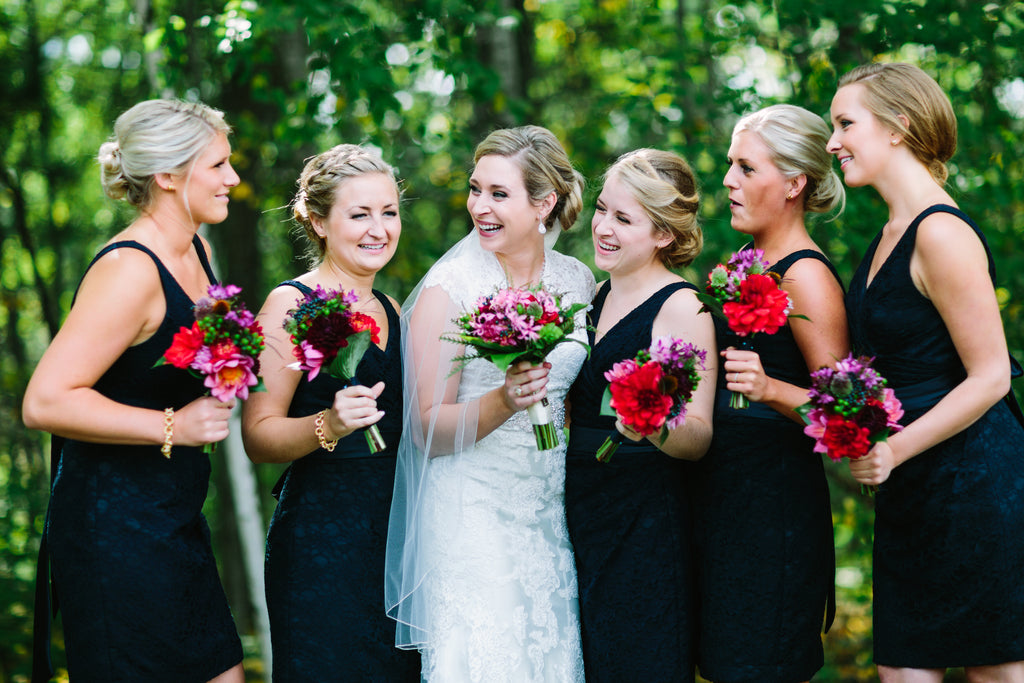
[[98, 99, 230, 211], [605, 149, 702, 269], [292, 144, 400, 265], [838, 62, 957, 185], [473, 125, 585, 231], [734, 104, 846, 217]]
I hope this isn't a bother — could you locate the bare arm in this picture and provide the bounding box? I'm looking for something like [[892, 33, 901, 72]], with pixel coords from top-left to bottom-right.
[[642, 287, 717, 460], [849, 213, 1010, 486], [22, 248, 232, 448], [724, 257, 850, 423]]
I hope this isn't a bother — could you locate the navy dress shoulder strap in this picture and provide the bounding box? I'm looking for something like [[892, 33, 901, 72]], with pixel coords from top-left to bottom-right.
[[771, 249, 844, 291]]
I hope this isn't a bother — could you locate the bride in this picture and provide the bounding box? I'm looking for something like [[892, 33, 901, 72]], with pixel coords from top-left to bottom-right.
[[385, 125, 594, 682]]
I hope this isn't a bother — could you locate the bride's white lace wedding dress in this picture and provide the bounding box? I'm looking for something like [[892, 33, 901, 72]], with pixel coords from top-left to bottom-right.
[[386, 233, 594, 683]]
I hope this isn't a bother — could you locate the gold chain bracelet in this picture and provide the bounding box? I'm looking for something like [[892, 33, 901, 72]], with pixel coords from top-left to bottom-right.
[[161, 407, 174, 459], [314, 409, 338, 452]]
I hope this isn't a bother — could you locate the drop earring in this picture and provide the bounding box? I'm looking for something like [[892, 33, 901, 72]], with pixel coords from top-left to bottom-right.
[[538, 220, 547, 235]]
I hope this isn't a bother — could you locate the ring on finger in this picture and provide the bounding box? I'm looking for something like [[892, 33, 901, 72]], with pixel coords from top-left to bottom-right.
[[514, 386, 523, 397]]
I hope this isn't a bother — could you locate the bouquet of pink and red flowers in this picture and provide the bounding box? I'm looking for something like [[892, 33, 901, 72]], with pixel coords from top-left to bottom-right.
[[442, 285, 589, 450], [696, 248, 802, 409], [797, 354, 904, 494], [596, 336, 706, 462], [158, 283, 265, 454], [284, 285, 386, 454]]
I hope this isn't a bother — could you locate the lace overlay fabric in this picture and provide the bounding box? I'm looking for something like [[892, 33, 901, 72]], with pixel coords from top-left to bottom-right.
[[386, 233, 594, 683]]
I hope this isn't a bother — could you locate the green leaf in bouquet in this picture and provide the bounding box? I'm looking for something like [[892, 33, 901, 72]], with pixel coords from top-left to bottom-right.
[[794, 400, 814, 425], [328, 328, 373, 381], [599, 386, 615, 418], [694, 291, 725, 318]]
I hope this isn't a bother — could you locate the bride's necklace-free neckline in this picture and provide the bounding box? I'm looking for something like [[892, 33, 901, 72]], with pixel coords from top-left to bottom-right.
[[499, 253, 546, 289]]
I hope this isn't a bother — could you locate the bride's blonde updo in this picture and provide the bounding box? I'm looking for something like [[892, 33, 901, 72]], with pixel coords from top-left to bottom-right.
[[605, 149, 702, 269], [291, 144, 400, 265], [473, 125, 585, 231], [98, 99, 230, 211]]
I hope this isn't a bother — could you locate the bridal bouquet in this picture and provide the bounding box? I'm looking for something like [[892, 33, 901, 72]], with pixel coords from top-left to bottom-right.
[[283, 285, 386, 454], [442, 285, 589, 450], [696, 248, 801, 409], [158, 283, 265, 454], [596, 336, 706, 462], [797, 354, 904, 494]]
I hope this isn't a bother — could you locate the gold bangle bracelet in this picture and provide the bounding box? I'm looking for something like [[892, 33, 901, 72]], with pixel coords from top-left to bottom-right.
[[161, 407, 174, 459], [314, 409, 338, 452]]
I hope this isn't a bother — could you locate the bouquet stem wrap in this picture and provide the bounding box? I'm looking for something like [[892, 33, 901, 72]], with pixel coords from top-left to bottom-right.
[[527, 397, 559, 451]]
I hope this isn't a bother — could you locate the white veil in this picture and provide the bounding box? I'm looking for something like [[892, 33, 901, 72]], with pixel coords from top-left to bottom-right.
[[384, 227, 561, 649]]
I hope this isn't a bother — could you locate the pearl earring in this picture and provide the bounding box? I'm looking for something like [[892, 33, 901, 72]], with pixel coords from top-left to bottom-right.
[[891, 139, 899, 146], [168, 184, 175, 191], [538, 220, 547, 235]]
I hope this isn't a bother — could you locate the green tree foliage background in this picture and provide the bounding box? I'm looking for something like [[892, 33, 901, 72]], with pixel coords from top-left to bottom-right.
[[2, 0, 1022, 680]]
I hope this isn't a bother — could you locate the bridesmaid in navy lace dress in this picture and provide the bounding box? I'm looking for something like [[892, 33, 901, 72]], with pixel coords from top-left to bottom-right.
[[23, 100, 244, 682], [565, 149, 716, 683], [829, 63, 1024, 681], [241, 145, 419, 681], [692, 105, 848, 683]]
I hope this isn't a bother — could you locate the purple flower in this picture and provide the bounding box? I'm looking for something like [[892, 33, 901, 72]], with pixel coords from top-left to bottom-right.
[[225, 308, 255, 328], [727, 248, 769, 276], [209, 283, 242, 300]]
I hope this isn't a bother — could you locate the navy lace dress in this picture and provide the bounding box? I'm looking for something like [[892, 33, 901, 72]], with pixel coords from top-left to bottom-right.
[[264, 281, 419, 682], [565, 281, 699, 683], [39, 239, 243, 682], [693, 250, 837, 683], [845, 205, 1024, 667]]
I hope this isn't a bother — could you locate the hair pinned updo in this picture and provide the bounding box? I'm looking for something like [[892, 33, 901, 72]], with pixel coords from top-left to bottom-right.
[[98, 99, 230, 211]]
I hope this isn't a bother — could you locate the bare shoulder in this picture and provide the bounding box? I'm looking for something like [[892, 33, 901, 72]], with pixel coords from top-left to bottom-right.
[[77, 244, 162, 307], [915, 210, 987, 265], [660, 281, 706, 317], [780, 256, 844, 303]]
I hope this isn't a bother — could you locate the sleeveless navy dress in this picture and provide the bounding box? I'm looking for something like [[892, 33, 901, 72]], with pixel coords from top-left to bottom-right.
[[263, 281, 419, 682], [693, 250, 837, 683], [39, 239, 243, 682], [565, 281, 698, 683], [845, 205, 1024, 667]]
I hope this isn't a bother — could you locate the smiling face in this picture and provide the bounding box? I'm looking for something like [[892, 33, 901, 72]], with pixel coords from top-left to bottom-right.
[[591, 172, 669, 276], [467, 154, 546, 255], [722, 130, 791, 236], [175, 133, 239, 226], [313, 172, 401, 275], [827, 83, 898, 188]]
